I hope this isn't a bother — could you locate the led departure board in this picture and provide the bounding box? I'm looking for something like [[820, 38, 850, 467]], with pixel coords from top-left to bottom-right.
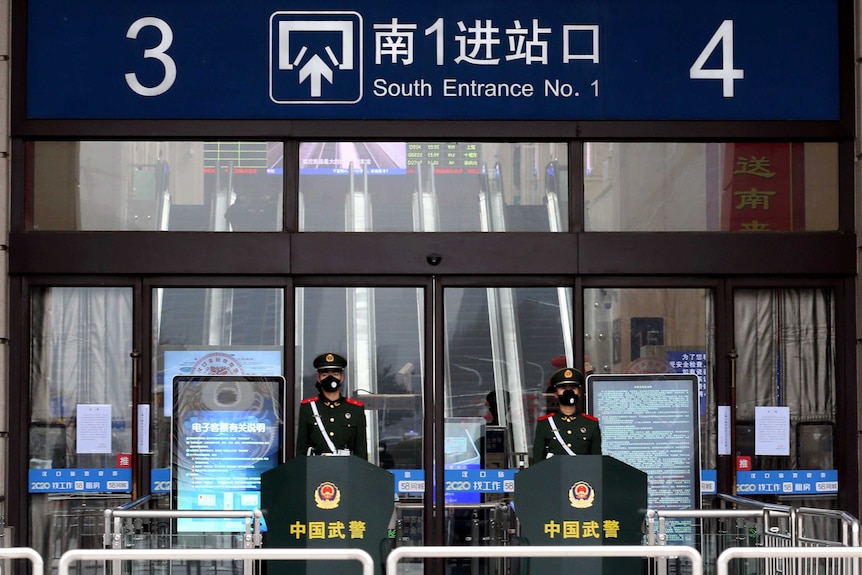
[[406, 143, 481, 174]]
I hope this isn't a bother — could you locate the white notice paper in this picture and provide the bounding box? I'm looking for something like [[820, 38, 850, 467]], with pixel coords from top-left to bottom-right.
[[138, 404, 151, 454], [717, 405, 731, 455], [755, 406, 790, 455], [76, 404, 112, 453]]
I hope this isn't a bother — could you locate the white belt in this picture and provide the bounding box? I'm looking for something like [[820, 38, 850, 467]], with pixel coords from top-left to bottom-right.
[[548, 415, 576, 457]]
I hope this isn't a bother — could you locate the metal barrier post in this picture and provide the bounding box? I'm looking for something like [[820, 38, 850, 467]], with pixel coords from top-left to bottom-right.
[[102, 509, 265, 575], [645, 507, 774, 575], [717, 546, 862, 575], [0, 547, 45, 575], [385, 544, 704, 575], [60, 548, 374, 575]]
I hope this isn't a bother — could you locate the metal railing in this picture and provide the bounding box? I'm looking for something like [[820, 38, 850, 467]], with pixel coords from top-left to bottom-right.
[[717, 547, 862, 575], [646, 495, 859, 575], [394, 501, 516, 549], [8, 537, 862, 575], [11, 492, 852, 575], [102, 498, 263, 575], [0, 548, 44, 575], [59, 549, 373, 575], [103, 508, 263, 550], [386, 544, 704, 575]]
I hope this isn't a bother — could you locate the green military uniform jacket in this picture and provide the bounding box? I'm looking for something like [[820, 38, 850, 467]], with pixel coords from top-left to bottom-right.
[[533, 411, 601, 461], [297, 394, 367, 459]]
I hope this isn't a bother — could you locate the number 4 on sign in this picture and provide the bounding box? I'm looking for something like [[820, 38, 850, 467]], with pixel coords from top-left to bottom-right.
[[690, 19, 744, 97]]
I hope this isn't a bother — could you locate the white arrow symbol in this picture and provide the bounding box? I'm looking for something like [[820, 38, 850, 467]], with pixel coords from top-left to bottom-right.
[[298, 54, 334, 97]]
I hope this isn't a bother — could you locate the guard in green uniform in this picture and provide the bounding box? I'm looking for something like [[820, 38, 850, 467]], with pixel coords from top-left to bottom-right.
[[296, 352, 368, 460], [533, 367, 601, 461]]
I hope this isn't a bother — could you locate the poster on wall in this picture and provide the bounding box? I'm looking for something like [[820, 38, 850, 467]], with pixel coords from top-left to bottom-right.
[[587, 373, 700, 546], [172, 375, 285, 532]]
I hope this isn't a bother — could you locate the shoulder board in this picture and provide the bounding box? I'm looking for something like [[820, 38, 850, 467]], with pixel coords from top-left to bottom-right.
[[346, 397, 364, 407], [538, 413, 554, 421], [582, 413, 598, 422], [301, 396, 319, 404]]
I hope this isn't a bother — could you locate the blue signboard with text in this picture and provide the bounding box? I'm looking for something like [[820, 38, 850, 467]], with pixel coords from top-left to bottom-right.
[[25, 0, 839, 120]]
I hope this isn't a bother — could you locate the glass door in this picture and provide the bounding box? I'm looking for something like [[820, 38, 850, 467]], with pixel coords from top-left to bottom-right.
[[28, 286, 135, 570], [731, 287, 837, 501], [294, 283, 573, 557]]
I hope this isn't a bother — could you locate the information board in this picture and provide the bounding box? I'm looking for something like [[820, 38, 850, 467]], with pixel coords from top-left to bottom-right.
[[587, 373, 700, 546], [25, 0, 839, 120], [172, 375, 284, 532]]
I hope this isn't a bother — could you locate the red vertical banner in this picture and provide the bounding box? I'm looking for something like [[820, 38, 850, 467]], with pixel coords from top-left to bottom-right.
[[720, 143, 805, 231]]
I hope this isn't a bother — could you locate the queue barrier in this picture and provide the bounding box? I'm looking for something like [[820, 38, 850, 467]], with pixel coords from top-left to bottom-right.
[[646, 495, 860, 575], [717, 546, 862, 575], [102, 504, 264, 575], [385, 544, 704, 575], [15, 542, 862, 575], [0, 547, 44, 575], [103, 508, 263, 549], [58, 548, 374, 575]]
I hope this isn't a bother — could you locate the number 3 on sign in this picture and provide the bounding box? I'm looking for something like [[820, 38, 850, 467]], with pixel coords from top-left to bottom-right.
[[690, 20, 744, 98], [125, 17, 177, 97]]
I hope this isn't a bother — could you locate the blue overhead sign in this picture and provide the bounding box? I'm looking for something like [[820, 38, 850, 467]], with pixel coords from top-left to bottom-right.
[[25, 0, 839, 120]]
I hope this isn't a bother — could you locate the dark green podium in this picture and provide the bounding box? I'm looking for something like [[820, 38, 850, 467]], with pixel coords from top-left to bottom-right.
[[514, 455, 647, 575], [261, 456, 394, 575]]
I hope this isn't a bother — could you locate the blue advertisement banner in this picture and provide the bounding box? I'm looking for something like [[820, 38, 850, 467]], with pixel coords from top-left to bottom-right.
[[26, 0, 839, 120], [701, 469, 717, 494], [152, 467, 171, 493], [701, 469, 838, 495], [153, 467, 836, 497], [391, 469, 517, 494], [29, 468, 132, 493], [736, 469, 838, 495]]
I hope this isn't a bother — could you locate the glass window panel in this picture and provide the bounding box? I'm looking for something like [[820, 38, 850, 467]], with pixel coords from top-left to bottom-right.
[[146, 286, 283, 554], [29, 286, 133, 568], [585, 142, 838, 231], [151, 287, 285, 480], [442, 285, 572, 558], [733, 288, 836, 472], [444, 286, 574, 468], [583, 287, 715, 469], [296, 287, 424, 470], [299, 142, 567, 231], [32, 141, 284, 231]]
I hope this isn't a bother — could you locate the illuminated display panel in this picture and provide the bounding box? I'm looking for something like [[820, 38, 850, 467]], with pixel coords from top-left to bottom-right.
[[587, 373, 700, 546], [172, 375, 284, 532]]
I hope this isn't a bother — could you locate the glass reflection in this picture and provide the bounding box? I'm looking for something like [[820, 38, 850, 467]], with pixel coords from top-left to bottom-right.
[[299, 142, 568, 231], [151, 287, 285, 472], [29, 287, 134, 573], [583, 287, 714, 468], [584, 142, 838, 232], [32, 141, 284, 231], [444, 286, 574, 465], [733, 288, 836, 472], [296, 287, 424, 470]]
